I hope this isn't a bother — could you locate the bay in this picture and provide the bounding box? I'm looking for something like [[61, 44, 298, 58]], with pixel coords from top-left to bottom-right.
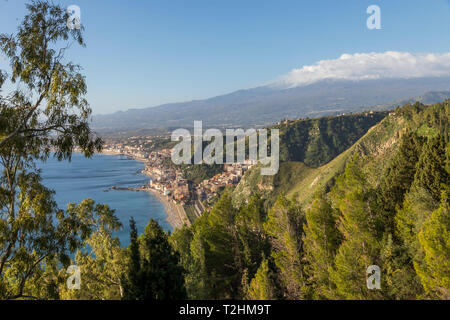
[[38, 153, 172, 247]]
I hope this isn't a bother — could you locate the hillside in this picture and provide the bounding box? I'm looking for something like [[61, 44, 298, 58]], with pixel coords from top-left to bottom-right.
[[172, 99, 449, 301], [233, 100, 449, 207], [275, 111, 387, 166], [232, 110, 388, 206]]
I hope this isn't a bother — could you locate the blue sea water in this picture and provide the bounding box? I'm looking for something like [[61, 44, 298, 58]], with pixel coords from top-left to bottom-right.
[[38, 153, 172, 247]]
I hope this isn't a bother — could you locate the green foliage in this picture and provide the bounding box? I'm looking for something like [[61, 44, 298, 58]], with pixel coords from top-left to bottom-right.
[[182, 163, 223, 184], [121, 218, 141, 300], [235, 194, 270, 284], [0, 1, 104, 300], [415, 193, 450, 299], [328, 157, 383, 299], [393, 133, 449, 299], [170, 192, 270, 299], [277, 112, 387, 167], [264, 195, 309, 299], [396, 187, 439, 260], [0, 0, 102, 158], [191, 192, 244, 299], [413, 135, 449, 202], [379, 131, 424, 215], [122, 218, 186, 300], [59, 205, 125, 300], [395, 134, 448, 256], [303, 192, 341, 299], [246, 258, 275, 300], [166, 101, 449, 301]]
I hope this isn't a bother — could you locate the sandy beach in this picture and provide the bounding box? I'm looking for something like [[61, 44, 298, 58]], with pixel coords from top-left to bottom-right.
[[146, 188, 190, 230]]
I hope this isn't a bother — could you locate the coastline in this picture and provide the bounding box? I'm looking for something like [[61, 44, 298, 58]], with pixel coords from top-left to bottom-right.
[[100, 150, 190, 230], [146, 188, 190, 230]]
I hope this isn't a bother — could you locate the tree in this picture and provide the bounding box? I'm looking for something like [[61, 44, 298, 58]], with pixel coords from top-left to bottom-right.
[[328, 157, 383, 299], [60, 204, 125, 300], [0, 1, 103, 299], [170, 224, 205, 299], [198, 191, 243, 299], [379, 131, 423, 218], [0, 0, 101, 155], [246, 258, 275, 300], [303, 192, 341, 299], [187, 222, 213, 299], [414, 192, 449, 299], [395, 135, 448, 259], [413, 135, 448, 202], [264, 195, 308, 299], [235, 193, 270, 295], [122, 219, 186, 300], [0, 198, 121, 299], [172, 191, 269, 299], [122, 217, 143, 300], [379, 232, 423, 299]]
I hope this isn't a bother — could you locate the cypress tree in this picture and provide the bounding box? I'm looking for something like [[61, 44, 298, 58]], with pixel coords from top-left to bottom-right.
[[122, 217, 143, 300]]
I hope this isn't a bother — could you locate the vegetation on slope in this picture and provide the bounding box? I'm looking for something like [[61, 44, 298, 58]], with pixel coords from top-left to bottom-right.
[[275, 111, 388, 166], [233, 111, 389, 207], [168, 100, 449, 300]]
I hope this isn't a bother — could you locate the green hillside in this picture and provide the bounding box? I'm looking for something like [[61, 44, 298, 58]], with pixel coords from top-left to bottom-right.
[[288, 109, 408, 205], [275, 111, 388, 166], [233, 101, 448, 208], [232, 110, 389, 207], [172, 100, 448, 301]]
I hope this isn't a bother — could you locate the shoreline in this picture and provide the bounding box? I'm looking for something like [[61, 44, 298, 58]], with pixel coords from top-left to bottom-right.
[[146, 188, 190, 230], [99, 150, 189, 230]]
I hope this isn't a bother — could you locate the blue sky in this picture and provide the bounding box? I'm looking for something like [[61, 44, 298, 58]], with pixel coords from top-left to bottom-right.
[[1, 0, 450, 114]]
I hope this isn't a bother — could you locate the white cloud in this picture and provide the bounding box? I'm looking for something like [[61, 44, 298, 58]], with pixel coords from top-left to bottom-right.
[[277, 51, 450, 87]]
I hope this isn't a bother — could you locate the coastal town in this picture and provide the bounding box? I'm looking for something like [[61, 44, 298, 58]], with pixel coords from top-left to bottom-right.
[[102, 137, 255, 224]]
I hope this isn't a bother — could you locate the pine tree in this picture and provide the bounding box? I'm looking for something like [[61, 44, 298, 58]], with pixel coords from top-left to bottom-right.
[[236, 194, 270, 294], [200, 191, 243, 299], [395, 135, 447, 259], [140, 219, 187, 299], [122, 218, 186, 300], [246, 258, 275, 300], [188, 224, 212, 299], [414, 192, 450, 299], [328, 157, 383, 299], [303, 192, 341, 299], [379, 232, 423, 299], [379, 131, 423, 220], [264, 195, 308, 299], [413, 135, 449, 202], [395, 186, 438, 259]]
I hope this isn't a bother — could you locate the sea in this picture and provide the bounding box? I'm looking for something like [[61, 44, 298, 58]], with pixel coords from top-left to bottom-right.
[[38, 153, 172, 247]]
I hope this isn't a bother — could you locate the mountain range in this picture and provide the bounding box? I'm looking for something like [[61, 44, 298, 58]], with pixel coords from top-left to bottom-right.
[[91, 77, 450, 132]]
